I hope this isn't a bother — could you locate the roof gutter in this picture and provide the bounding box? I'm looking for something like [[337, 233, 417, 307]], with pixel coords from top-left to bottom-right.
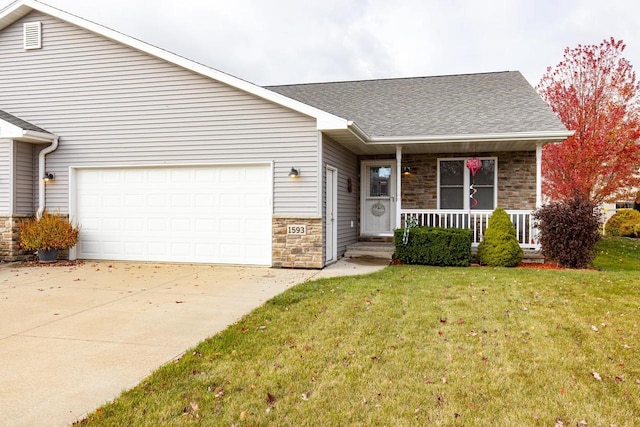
[[342, 122, 573, 147], [346, 120, 371, 144], [37, 134, 59, 219], [364, 130, 575, 145], [22, 129, 57, 142]]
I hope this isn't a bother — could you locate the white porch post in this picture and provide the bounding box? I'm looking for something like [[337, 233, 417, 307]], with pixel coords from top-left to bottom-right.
[[396, 145, 402, 229], [536, 142, 543, 208]]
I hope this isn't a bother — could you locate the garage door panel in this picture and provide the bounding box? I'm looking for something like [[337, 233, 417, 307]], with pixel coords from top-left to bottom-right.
[[195, 194, 216, 208], [168, 242, 190, 257], [195, 219, 216, 233], [103, 169, 123, 183], [220, 168, 241, 182], [78, 194, 99, 209], [101, 218, 121, 232], [75, 165, 272, 265], [246, 218, 269, 233], [147, 242, 169, 256], [246, 194, 269, 208], [194, 168, 216, 182], [124, 241, 144, 255], [147, 218, 168, 233], [170, 168, 191, 182], [219, 243, 242, 256], [220, 194, 242, 208], [148, 195, 168, 209], [124, 194, 144, 208], [79, 240, 100, 255], [103, 241, 125, 255], [148, 169, 169, 183], [170, 194, 191, 208], [195, 243, 216, 257]]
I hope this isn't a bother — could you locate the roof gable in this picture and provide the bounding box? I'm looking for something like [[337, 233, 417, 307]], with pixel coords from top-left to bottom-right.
[[267, 71, 569, 139], [0, 1, 570, 147], [0, 0, 348, 131]]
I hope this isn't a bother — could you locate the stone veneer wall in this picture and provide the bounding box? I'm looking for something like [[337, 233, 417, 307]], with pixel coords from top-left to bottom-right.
[[400, 151, 537, 210], [272, 217, 324, 269], [0, 215, 32, 261], [497, 151, 537, 209]]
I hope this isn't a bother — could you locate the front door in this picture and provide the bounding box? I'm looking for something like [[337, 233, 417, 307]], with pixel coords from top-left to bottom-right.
[[361, 161, 396, 236]]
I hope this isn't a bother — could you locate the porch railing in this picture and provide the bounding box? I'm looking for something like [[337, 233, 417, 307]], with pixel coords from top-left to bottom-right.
[[400, 209, 539, 249]]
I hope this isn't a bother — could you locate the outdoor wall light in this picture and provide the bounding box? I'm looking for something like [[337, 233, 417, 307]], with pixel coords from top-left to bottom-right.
[[43, 172, 55, 182], [402, 167, 412, 176], [288, 167, 300, 178]]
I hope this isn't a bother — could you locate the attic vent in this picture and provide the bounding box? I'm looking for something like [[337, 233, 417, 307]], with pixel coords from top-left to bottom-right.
[[23, 22, 42, 50]]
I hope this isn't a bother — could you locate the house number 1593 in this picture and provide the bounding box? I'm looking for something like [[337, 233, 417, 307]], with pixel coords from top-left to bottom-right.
[[287, 225, 307, 235]]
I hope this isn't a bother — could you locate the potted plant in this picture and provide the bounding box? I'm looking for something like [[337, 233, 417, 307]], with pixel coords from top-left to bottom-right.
[[19, 211, 80, 263]]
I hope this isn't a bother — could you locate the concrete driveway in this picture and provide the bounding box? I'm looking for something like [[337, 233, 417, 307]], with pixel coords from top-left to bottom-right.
[[0, 258, 386, 427]]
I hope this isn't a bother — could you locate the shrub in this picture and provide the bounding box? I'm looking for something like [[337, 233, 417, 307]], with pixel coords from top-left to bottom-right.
[[477, 207, 523, 267], [604, 209, 640, 237], [533, 196, 601, 269], [19, 211, 80, 252], [394, 227, 472, 266]]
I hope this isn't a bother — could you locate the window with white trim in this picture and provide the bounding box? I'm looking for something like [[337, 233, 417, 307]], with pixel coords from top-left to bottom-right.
[[438, 158, 497, 210]]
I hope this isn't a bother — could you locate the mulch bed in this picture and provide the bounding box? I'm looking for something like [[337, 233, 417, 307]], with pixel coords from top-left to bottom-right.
[[516, 261, 564, 270]]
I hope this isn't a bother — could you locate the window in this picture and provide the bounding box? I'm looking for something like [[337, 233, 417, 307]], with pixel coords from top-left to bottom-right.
[[438, 158, 496, 210], [369, 166, 391, 197], [439, 160, 464, 209]]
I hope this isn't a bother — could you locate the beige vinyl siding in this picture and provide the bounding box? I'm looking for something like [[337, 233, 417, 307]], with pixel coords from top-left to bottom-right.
[[0, 140, 9, 213], [14, 141, 35, 214], [0, 11, 319, 215], [323, 135, 358, 256]]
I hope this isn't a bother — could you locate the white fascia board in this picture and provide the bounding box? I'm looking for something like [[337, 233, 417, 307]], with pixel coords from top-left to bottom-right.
[[6, 1, 349, 131], [364, 130, 575, 145], [0, 119, 24, 138], [0, 118, 54, 141], [0, 1, 30, 30]]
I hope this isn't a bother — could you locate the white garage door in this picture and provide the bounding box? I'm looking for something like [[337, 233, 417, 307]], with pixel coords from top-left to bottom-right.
[[74, 164, 272, 265]]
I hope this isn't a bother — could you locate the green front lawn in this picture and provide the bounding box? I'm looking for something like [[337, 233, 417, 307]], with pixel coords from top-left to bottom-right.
[[78, 238, 640, 426]]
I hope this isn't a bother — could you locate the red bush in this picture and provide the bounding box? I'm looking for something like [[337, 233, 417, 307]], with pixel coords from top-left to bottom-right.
[[533, 196, 602, 268]]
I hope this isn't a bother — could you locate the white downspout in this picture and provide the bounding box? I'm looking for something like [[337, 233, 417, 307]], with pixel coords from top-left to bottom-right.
[[535, 142, 543, 208], [37, 135, 59, 219], [534, 142, 543, 249]]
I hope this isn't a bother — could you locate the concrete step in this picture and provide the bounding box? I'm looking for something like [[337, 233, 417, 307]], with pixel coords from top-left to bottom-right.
[[344, 242, 395, 260], [521, 249, 545, 263]]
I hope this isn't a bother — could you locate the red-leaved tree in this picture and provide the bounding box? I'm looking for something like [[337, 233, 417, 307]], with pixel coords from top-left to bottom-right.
[[537, 38, 640, 203]]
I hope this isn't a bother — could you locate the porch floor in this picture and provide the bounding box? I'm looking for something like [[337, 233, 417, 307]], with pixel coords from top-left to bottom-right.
[[344, 242, 545, 263]]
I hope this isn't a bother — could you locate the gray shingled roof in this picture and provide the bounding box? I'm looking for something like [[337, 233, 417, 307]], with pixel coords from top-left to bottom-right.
[[0, 109, 49, 133], [267, 71, 566, 138]]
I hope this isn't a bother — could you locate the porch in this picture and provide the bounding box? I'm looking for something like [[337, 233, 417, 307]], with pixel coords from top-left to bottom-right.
[[400, 209, 539, 249], [345, 209, 543, 262]]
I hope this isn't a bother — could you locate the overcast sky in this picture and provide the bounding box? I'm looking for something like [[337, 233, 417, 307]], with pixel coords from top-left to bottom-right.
[[31, 0, 640, 87]]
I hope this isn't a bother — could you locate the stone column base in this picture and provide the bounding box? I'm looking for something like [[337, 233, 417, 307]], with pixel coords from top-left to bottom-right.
[[1, 215, 34, 261], [272, 217, 324, 269]]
